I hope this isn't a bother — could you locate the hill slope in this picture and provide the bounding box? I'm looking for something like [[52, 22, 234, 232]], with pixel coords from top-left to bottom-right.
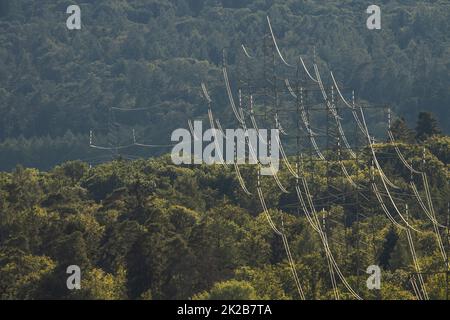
[[0, 0, 449, 170], [0, 137, 449, 299]]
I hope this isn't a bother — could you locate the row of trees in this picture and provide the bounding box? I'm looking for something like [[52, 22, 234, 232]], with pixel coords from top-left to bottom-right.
[[391, 112, 442, 143]]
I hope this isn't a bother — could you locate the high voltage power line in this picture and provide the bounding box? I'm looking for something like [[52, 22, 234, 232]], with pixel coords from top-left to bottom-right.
[[88, 15, 449, 300], [217, 16, 448, 300]]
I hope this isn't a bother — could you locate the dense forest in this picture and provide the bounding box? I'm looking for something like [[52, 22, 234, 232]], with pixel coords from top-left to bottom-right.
[[0, 127, 449, 299], [0, 0, 449, 170], [0, 0, 449, 301]]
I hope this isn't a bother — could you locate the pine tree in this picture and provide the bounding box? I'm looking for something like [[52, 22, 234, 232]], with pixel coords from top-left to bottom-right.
[[390, 118, 415, 143], [416, 112, 442, 142]]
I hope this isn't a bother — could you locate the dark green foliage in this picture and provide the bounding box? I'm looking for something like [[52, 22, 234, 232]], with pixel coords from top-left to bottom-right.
[[0, 0, 449, 170], [416, 112, 442, 142], [0, 135, 448, 299], [0, 0, 449, 300], [390, 118, 415, 143]]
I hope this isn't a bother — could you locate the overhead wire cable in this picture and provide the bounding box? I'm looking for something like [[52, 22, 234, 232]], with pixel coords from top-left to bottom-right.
[[360, 108, 421, 232], [267, 16, 294, 68]]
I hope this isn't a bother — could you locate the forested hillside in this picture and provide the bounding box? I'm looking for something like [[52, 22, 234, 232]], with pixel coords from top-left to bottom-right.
[[0, 0, 449, 301], [0, 135, 449, 300], [0, 0, 449, 170]]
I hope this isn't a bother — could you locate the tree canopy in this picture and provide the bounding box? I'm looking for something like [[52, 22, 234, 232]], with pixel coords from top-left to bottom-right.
[[0, 0, 449, 170], [0, 136, 449, 299]]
